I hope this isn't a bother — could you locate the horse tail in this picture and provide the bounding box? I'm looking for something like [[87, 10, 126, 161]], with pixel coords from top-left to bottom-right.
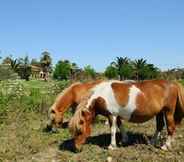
[[174, 81, 184, 125]]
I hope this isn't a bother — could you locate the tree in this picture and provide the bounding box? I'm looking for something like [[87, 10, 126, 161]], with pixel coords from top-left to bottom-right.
[[40, 51, 52, 72], [40, 51, 52, 81], [2, 56, 12, 64], [111, 57, 133, 80], [17, 56, 31, 81], [132, 58, 147, 80], [0, 64, 19, 80], [83, 65, 96, 79], [53, 60, 71, 80], [104, 65, 118, 79], [145, 64, 160, 79], [132, 59, 160, 80], [70, 62, 79, 80], [2, 56, 21, 72]]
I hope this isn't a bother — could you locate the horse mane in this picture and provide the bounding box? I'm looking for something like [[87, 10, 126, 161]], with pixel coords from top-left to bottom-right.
[[69, 91, 93, 136]]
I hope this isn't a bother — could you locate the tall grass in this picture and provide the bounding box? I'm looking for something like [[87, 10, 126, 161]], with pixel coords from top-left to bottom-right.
[[0, 79, 69, 121]]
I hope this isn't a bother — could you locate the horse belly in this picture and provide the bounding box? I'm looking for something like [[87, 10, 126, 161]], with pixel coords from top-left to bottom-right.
[[128, 104, 162, 123], [129, 111, 154, 123]]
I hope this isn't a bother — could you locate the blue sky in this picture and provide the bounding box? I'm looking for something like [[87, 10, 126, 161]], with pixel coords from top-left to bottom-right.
[[0, 0, 184, 71]]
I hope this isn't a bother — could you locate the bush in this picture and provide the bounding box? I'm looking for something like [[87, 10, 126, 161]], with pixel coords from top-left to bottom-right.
[[104, 65, 118, 79], [0, 65, 19, 81], [53, 60, 71, 80], [0, 79, 70, 117]]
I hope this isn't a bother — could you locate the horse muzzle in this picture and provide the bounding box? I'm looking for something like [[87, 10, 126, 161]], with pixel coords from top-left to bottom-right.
[[45, 121, 58, 133]]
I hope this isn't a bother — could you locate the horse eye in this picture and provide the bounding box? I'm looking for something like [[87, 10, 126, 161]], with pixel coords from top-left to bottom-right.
[[51, 109, 55, 114]]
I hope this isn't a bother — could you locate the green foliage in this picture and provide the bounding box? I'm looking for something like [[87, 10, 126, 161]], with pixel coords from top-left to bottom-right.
[[119, 63, 133, 80], [20, 88, 44, 112], [104, 65, 118, 79], [2, 56, 12, 64], [0, 80, 27, 115], [111, 57, 133, 80], [0, 79, 69, 116], [108, 57, 160, 80], [132, 59, 160, 80], [0, 65, 19, 80], [17, 56, 32, 81], [55, 80, 70, 92], [40, 51, 52, 72], [53, 60, 71, 80], [84, 65, 96, 79]]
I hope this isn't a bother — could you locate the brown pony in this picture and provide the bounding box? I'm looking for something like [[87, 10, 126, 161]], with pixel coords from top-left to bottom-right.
[[47, 80, 103, 131], [69, 80, 184, 151]]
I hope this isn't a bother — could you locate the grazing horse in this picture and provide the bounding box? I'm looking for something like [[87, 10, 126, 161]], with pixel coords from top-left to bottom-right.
[[47, 80, 103, 131], [69, 80, 184, 151]]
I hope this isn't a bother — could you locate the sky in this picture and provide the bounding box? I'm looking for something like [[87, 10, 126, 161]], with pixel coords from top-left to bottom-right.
[[0, 0, 184, 72]]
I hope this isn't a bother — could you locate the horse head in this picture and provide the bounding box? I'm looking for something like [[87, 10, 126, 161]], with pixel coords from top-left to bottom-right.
[[69, 93, 96, 151], [46, 104, 64, 132]]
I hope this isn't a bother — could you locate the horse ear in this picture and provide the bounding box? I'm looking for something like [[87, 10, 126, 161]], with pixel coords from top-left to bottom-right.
[[89, 99, 96, 110]]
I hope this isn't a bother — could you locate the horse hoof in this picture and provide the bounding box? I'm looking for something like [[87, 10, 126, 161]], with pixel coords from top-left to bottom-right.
[[105, 120, 109, 125], [122, 136, 128, 144], [108, 145, 117, 150], [150, 139, 156, 146], [161, 145, 168, 151]]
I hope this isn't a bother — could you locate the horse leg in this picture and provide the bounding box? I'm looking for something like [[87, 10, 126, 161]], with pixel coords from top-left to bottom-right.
[[108, 116, 117, 150], [161, 109, 176, 151], [117, 116, 128, 144], [151, 111, 165, 145]]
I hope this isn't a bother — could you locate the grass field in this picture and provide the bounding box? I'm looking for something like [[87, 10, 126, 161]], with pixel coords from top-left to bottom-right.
[[1, 80, 184, 162]]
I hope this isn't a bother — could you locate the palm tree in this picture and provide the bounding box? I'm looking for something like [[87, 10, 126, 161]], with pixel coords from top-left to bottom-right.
[[2, 56, 21, 72], [111, 57, 131, 80], [10, 58, 21, 72], [146, 64, 160, 79], [18, 56, 31, 81], [40, 51, 52, 81], [133, 58, 147, 80]]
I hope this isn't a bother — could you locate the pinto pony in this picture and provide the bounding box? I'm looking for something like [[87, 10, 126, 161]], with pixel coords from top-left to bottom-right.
[[47, 80, 103, 131], [69, 80, 184, 151]]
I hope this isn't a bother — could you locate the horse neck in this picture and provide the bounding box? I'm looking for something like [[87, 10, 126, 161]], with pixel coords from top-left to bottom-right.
[[55, 89, 74, 113]]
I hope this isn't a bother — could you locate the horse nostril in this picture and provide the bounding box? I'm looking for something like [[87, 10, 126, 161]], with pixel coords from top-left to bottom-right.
[[45, 124, 53, 132]]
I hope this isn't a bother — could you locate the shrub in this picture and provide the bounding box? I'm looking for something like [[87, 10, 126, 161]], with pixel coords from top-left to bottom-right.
[[0, 65, 19, 81]]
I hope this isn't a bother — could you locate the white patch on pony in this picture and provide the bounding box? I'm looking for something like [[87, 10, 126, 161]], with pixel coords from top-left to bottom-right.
[[87, 81, 121, 114], [110, 116, 117, 148], [118, 85, 141, 120], [87, 81, 141, 120]]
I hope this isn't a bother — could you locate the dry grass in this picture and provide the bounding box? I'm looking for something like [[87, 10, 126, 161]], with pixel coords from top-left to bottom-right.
[[1, 80, 184, 162], [1, 108, 184, 162]]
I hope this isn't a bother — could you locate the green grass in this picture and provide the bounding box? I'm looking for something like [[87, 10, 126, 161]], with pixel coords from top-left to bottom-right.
[[1, 79, 184, 162]]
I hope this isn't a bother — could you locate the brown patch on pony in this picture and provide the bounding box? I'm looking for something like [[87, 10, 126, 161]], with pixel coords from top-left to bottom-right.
[[51, 82, 81, 111], [173, 81, 184, 125], [50, 80, 103, 113], [72, 80, 103, 104], [111, 82, 130, 107]]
